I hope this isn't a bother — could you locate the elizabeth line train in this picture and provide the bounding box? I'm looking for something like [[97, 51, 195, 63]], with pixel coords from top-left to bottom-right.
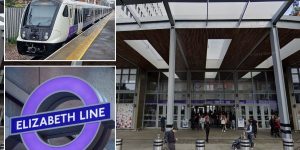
[[17, 0, 112, 56]]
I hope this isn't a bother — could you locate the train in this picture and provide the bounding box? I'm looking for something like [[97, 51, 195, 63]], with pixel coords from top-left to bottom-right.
[[17, 0, 112, 56]]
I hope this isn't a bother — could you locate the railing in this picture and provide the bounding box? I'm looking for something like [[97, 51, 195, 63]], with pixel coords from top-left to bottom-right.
[[5, 7, 24, 39]]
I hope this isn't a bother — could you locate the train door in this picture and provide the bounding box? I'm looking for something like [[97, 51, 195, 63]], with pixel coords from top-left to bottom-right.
[[93, 8, 96, 23], [75, 6, 83, 34], [68, 5, 73, 26]]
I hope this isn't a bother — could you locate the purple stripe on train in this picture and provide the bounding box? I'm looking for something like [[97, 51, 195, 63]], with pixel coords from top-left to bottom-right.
[[68, 25, 78, 38]]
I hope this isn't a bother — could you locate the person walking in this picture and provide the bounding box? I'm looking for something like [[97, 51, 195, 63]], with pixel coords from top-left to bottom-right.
[[195, 114, 200, 130], [250, 117, 258, 138], [269, 115, 275, 136], [160, 116, 166, 132], [246, 119, 254, 148], [165, 127, 178, 150], [231, 114, 236, 130], [274, 116, 281, 138], [204, 114, 210, 143], [221, 115, 226, 132], [199, 115, 205, 130]]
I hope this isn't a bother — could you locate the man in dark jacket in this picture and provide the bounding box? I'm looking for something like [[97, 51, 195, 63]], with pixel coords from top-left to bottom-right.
[[250, 117, 258, 138], [165, 127, 178, 150], [160, 116, 166, 132], [204, 114, 210, 143], [270, 115, 275, 136]]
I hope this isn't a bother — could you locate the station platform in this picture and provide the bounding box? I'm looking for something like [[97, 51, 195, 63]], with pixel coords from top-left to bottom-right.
[[81, 12, 115, 60], [46, 11, 115, 60], [117, 129, 300, 150]]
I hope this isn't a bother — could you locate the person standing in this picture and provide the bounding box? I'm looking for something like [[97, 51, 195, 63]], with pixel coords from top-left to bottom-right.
[[204, 114, 210, 143], [246, 119, 254, 148], [195, 114, 200, 130], [165, 127, 178, 150], [199, 115, 205, 130], [274, 116, 281, 138], [231, 114, 236, 130], [221, 115, 226, 132], [250, 117, 258, 138], [269, 115, 275, 136], [160, 116, 166, 132]]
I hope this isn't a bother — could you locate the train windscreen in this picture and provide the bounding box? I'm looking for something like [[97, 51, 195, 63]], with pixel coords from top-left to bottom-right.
[[25, 1, 59, 27]]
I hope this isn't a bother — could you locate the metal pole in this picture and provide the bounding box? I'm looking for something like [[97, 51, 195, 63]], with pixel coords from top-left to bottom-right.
[[186, 71, 191, 128], [166, 27, 177, 131], [270, 26, 293, 150], [234, 71, 238, 130]]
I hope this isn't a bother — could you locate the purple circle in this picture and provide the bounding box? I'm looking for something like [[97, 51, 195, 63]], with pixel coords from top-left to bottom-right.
[[21, 76, 101, 150]]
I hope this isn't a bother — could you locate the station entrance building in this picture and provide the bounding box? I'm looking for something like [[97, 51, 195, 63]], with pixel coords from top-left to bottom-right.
[[115, 0, 300, 148]]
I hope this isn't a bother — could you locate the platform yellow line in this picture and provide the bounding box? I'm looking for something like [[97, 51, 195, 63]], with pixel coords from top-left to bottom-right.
[[66, 12, 114, 60]]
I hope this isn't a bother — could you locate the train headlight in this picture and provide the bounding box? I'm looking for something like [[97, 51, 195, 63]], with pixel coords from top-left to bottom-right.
[[22, 31, 26, 38], [44, 32, 49, 40]]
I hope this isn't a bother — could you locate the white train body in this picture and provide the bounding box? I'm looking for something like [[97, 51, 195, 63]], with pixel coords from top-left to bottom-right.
[[17, 0, 112, 56]]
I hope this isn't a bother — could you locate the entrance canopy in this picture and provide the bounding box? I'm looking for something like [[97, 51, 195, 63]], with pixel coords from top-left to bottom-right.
[[116, 0, 300, 73]]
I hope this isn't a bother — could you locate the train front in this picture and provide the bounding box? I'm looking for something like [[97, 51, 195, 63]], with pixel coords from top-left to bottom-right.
[[17, 0, 62, 56]]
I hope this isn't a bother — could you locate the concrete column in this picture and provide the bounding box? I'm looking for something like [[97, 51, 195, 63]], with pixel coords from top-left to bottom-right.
[[166, 27, 176, 131], [270, 26, 293, 150], [135, 69, 147, 129], [233, 72, 239, 129], [186, 71, 191, 124]]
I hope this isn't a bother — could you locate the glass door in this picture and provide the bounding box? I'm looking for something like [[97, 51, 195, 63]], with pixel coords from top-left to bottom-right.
[[158, 105, 167, 127], [156, 105, 186, 129], [239, 104, 271, 129]]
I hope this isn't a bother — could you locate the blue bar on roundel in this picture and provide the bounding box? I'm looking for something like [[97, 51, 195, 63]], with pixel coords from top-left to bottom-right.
[[11, 103, 111, 134]]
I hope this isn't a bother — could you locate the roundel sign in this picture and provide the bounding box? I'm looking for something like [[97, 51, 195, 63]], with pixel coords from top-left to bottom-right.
[[10, 76, 111, 150]]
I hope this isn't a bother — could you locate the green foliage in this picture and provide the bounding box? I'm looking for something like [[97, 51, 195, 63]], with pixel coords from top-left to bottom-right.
[[5, 0, 27, 7], [7, 37, 17, 44], [5, 0, 16, 7]]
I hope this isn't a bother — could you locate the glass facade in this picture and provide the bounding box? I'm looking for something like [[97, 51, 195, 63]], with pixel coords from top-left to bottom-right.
[[291, 68, 300, 103], [116, 68, 137, 129], [143, 70, 277, 129]]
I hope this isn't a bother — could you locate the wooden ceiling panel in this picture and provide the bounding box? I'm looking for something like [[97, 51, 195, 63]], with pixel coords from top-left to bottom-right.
[[220, 28, 269, 70], [177, 29, 207, 70], [283, 50, 300, 67], [238, 36, 271, 70], [142, 30, 170, 63], [116, 28, 300, 71], [117, 31, 156, 70], [278, 28, 300, 48]]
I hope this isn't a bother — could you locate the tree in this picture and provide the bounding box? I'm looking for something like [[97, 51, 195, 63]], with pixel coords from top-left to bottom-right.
[[5, 0, 17, 7]]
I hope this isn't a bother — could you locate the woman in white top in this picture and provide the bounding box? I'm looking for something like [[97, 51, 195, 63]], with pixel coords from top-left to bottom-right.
[[199, 115, 205, 130], [221, 115, 226, 132]]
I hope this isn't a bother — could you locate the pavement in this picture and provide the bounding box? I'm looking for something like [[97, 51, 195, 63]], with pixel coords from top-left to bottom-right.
[[46, 11, 115, 60], [81, 12, 115, 60], [5, 43, 33, 60], [117, 128, 300, 150]]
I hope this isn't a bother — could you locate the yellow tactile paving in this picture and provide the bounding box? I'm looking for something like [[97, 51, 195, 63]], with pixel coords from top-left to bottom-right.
[[45, 12, 114, 60]]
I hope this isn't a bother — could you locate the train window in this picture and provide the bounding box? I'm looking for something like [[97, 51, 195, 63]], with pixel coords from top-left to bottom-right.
[[63, 5, 68, 17], [70, 8, 73, 18], [74, 8, 78, 24], [22, 4, 31, 26]]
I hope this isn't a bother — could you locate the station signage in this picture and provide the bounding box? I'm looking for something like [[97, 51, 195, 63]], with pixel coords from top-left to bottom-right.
[[10, 76, 111, 150], [11, 103, 110, 134]]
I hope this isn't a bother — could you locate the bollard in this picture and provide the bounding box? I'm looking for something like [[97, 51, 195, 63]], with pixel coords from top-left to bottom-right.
[[116, 138, 122, 150], [153, 136, 163, 150], [195, 139, 205, 150], [240, 139, 250, 150], [283, 138, 294, 150]]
